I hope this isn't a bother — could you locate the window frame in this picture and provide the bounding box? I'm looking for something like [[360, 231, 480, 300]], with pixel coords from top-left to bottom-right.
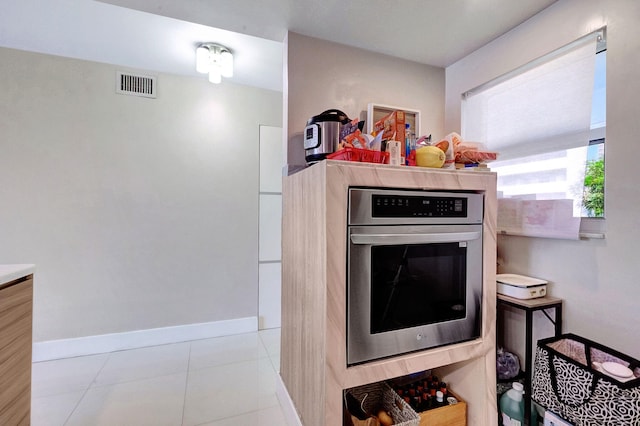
[[579, 45, 606, 238]]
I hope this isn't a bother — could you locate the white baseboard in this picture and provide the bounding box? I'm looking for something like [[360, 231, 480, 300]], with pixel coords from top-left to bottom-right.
[[32, 316, 258, 362], [275, 373, 302, 426]]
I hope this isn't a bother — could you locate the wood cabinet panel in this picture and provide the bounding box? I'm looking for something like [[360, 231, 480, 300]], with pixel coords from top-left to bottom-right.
[[281, 165, 327, 425], [281, 162, 497, 425], [0, 277, 33, 426]]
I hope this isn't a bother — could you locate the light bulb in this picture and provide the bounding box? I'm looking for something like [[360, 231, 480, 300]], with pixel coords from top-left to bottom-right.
[[196, 46, 210, 73], [208, 69, 222, 84], [220, 50, 233, 78]]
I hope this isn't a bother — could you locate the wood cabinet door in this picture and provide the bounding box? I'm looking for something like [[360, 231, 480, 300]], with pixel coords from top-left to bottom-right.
[[0, 277, 33, 426]]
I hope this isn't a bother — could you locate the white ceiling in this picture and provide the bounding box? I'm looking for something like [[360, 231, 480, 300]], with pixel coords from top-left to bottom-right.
[[0, 0, 557, 92]]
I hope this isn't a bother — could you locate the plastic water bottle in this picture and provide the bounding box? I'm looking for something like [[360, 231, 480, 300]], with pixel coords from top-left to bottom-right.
[[404, 123, 415, 165], [500, 382, 525, 426]]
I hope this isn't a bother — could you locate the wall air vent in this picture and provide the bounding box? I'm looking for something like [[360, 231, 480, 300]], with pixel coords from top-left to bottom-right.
[[116, 71, 156, 98]]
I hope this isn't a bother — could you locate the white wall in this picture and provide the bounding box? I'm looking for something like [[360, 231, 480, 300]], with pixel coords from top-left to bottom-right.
[[286, 32, 445, 167], [446, 0, 640, 358], [0, 47, 282, 342]]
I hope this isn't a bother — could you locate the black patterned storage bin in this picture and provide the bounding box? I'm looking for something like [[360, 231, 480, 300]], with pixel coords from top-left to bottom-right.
[[532, 333, 640, 425]]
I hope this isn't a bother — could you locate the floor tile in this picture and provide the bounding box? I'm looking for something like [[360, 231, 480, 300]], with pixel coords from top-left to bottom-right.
[[93, 342, 190, 386], [30, 329, 286, 426], [183, 358, 279, 426], [188, 332, 268, 371], [258, 328, 281, 357], [198, 405, 288, 426], [31, 391, 85, 426], [269, 353, 281, 373], [31, 353, 109, 398], [65, 372, 187, 426]]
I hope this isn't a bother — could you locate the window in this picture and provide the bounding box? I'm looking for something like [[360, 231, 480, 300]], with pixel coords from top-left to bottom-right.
[[462, 30, 605, 239], [583, 49, 606, 218]]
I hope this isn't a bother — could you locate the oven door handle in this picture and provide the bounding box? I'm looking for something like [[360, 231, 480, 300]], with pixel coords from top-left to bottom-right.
[[350, 231, 481, 245]]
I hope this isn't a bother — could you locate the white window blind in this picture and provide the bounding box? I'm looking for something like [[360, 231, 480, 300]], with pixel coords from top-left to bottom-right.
[[462, 31, 601, 239]]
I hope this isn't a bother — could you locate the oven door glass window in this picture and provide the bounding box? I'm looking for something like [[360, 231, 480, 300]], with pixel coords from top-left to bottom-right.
[[370, 242, 467, 334]]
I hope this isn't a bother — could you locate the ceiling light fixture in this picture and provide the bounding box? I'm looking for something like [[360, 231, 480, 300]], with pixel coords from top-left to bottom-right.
[[195, 43, 233, 84]]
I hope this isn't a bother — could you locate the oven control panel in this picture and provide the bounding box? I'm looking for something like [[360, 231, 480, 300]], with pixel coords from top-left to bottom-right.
[[349, 188, 483, 225], [372, 194, 467, 218]]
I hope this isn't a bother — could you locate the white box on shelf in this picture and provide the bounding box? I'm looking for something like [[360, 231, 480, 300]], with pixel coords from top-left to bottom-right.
[[497, 282, 547, 299], [496, 273, 548, 300]]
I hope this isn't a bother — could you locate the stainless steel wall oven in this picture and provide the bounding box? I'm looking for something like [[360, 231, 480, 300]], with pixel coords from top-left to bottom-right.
[[347, 188, 484, 365]]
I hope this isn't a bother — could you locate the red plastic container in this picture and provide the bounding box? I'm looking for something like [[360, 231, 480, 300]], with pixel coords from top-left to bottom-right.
[[327, 147, 390, 164]]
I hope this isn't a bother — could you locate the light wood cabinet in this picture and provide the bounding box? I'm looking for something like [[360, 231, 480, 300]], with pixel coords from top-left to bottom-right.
[[0, 275, 33, 425], [281, 161, 498, 425]]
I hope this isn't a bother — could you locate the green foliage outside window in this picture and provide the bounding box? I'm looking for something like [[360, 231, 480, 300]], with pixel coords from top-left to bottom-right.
[[583, 158, 604, 217]]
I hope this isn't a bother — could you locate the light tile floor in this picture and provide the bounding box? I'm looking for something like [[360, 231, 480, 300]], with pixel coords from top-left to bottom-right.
[[31, 328, 286, 426]]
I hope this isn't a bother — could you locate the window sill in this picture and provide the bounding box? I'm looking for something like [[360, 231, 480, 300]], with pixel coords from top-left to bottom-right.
[[497, 218, 605, 240], [579, 217, 606, 239], [578, 232, 605, 239]]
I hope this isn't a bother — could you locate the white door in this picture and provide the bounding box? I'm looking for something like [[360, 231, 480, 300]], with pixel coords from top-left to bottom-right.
[[258, 125, 283, 329]]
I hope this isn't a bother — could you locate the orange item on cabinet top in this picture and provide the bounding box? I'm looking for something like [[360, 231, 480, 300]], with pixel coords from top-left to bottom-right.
[[373, 110, 406, 152], [446, 133, 498, 165]]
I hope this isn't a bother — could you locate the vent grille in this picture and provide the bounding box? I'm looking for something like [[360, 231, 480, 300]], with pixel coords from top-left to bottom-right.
[[116, 71, 156, 98]]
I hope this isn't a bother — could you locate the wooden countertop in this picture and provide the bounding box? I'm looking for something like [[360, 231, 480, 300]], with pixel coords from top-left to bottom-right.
[[0, 264, 35, 287], [497, 293, 562, 309]]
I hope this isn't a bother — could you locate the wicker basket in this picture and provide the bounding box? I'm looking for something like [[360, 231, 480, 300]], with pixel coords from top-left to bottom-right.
[[346, 382, 420, 426]]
